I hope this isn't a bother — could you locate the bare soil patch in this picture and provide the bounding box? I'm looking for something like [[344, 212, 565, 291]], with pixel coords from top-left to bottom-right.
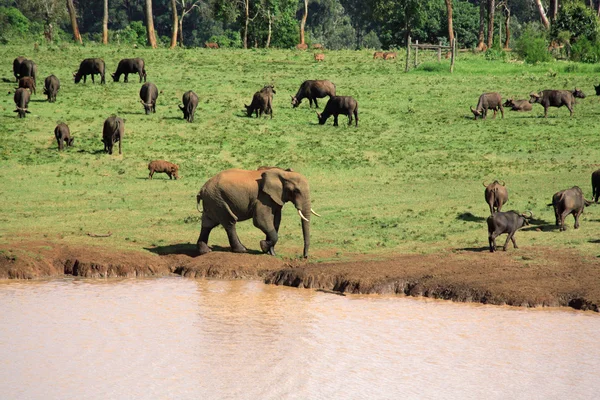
[[1, 241, 598, 312]]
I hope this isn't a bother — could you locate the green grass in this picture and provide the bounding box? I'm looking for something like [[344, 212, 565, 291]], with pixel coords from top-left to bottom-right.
[[1, 43, 600, 260]]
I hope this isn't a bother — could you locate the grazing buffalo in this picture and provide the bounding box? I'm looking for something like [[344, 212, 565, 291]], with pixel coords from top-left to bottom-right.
[[74, 58, 105, 84], [550, 186, 593, 231], [314, 53, 325, 62], [383, 52, 397, 60], [54, 123, 74, 151], [503, 98, 532, 112], [316, 96, 359, 127], [593, 169, 600, 203], [102, 116, 124, 155], [291, 80, 336, 108], [312, 44, 324, 50], [148, 160, 179, 180], [179, 90, 199, 123], [245, 86, 274, 118], [18, 77, 36, 95], [44, 75, 60, 103], [13, 56, 26, 81], [483, 180, 508, 215], [470, 92, 504, 120], [373, 52, 384, 59], [260, 85, 276, 116], [487, 211, 532, 252], [205, 42, 219, 49], [139, 82, 158, 114], [18, 59, 37, 84], [111, 58, 146, 83], [529, 90, 575, 117], [13, 88, 31, 118], [594, 84, 600, 96], [296, 43, 308, 50]]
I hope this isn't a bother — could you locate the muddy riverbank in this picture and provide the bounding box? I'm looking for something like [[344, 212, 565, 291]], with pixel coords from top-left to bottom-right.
[[1, 240, 598, 311]]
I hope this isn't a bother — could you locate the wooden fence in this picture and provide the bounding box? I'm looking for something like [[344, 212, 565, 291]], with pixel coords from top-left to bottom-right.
[[405, 36, 456, 73]]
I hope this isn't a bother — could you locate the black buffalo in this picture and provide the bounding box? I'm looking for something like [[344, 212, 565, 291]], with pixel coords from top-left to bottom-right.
[[44, 75, 60, 103], [139, 82, 158, 114], [487, 211, 532, 252], [245, 88, 273, 118], [13, 56, 26, 81], [483, 180, 508, 215], [593, 169, 600, 203], [102, 116, 124, 155], [550, 186, 593, 231], [529, 90, 576, 117], [18, 59, 37, 84], [470, 92, 504, 120], [54, 123, 74, 151], [179, 91, 199, 123], [291, 80, 336, 108], [316, 96, 358, 127], [13, 88, 31, 118], [74, 58, 105, 84], [111, 58, 146, 83]]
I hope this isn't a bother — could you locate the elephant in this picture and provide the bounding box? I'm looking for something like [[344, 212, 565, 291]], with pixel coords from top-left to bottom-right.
[[196, 168, 320, 258]]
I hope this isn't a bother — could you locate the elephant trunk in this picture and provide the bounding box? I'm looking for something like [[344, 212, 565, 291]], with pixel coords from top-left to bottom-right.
[[299, 201, 311, 258]]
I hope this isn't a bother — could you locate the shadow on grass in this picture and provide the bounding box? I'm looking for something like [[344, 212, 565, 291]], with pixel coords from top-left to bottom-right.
[[457, 246, 490, 253], [589, 239, 600, 244], [78, 149, 106, 155], [145, 243, 262, 256], [522, 218, 558, 232], [456, 212, 486, 223]]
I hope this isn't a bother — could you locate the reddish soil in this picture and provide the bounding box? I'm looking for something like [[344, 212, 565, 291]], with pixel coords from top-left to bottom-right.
[[1, 241, 599, 312]]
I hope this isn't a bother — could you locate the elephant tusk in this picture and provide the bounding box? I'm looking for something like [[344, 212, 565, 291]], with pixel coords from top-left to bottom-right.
[[311, 208, 321, 217], [298, 209, 310, 222]]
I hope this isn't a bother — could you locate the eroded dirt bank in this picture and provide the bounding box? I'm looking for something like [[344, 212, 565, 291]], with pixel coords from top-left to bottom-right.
[[1, 241, 599, 312]]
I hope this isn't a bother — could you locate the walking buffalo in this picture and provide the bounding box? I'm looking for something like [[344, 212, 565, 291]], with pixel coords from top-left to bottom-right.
[[593, 169, 600, 203], [74, 58, 105, 84], [316, 96, 358, 127], [550, 186, 593, 231], [111, 58, 146, 83], [139, 82, 158, 114], [529, 90, 576, 117], [102, 116, 124, 155], [487, 211, 532, 252], [13, 88, 31, 118], [179, 90, 199, 123], [291, 80, 336, 108], [470, 92, 504, 120], [13, 56, 26, 81], [483, 180, 508, 215], [44, 75, 60, 102], [503, 98, 532, 112], [18, 77, 36, 95], [54, 123, 74, 151], [148, 160, 179, 180], [18, 59, 37, 84]]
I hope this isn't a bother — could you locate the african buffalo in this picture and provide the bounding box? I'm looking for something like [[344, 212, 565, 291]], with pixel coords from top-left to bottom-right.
[[312, 43, 324, 50], [550, 186, 593, 231], [572, 88, 586, 99], [296, 43, 308, 50], [148, 160, 179, 180], [487, 211, 532, 252], [111, 58, 146, 83], [291, 80, 336, 108], [13, 56, 26, 81], [503, 98, 532, 112], [314, 53, 325, 62], [18, 59, 37, 84], [260, 85, 276, 116], [44, 75, 60, 103], [205, 42, 219, 49], [139, 82, 158, 114], [316, 96, 359, 127], [383, 52, 397, 60], [54, 123, 74, 151], [179, 90, 199, 123], [74, 58, 105, 84], [245, 86, 274, 118], [102, 116, 124, 155], [373, 52, 384, 59], [483, 180, 508, 215], [13, 88, 31, 118], [593, 169, 600, 203], [529, 90, 575, 117], [18, 77, 36, 95], [470, 92, 504, 120]]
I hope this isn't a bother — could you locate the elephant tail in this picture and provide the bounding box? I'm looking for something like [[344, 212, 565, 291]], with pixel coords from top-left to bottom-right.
[[196, 191, 203, 212], [223, 202, 239, 221]]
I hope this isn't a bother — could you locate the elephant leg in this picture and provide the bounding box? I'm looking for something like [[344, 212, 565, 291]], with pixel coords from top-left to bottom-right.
[[225, 223, 247, 253], [197, 218, 219, 255], [254, 214, 278, 256]]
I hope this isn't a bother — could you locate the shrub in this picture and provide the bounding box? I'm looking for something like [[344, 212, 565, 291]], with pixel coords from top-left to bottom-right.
[[208, 30, 242, 48], [570, 37, 600, 64], [515, 26, 552, 64]]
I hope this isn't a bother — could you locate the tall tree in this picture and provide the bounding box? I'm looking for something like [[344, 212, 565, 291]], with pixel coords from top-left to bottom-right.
[[445, 0, 454, 44], [501, 1, 510, 48], [486, 0, 494, 48], [145, 0, 158, 48], [102, 0, 108, 44], [170, 0, 178, 48], [549, 0, 558, 22], [533, 0, 550, 28], [66, 0, 82, 44], [177, 0, 202, 47], [300, 0, 308, 44], [477, 0, 486, 49]]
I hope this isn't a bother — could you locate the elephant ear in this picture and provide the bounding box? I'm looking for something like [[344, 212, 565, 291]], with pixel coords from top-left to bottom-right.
[[261, 170, 284, 206]]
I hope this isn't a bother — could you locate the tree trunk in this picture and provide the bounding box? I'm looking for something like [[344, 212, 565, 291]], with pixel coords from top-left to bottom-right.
[[549, 0, 558, 22], [170, 0, 178, 48], [66, 0, 82, 44], [145, 0, 158, 48], [102, 0, 108, 44], [243, 0, 249, 49], [487, 0, 495, 49], [503, 4, 510, 49], [266, 9, 272, 48], [300, 0, 308, 44], [533, 0, 550, 29], [477, 0, 486, 50], [445, 0, 454, 44], [178, 18, 184, 47]]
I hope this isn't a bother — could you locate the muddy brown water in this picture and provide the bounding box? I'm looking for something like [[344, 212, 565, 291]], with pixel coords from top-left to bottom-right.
[[0, 277, 599, 399]]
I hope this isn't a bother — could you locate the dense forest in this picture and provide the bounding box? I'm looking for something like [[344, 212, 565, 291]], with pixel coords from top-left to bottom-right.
[[1, 0, 600, 59]]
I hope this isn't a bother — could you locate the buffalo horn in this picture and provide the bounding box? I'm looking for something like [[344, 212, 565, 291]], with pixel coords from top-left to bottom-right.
[[482, 181, 489, 187], [298, 209, 310, 222], [529, 92, 540, 98], [311, 209, 321, 217], [522, 211, 533, 219], [500, 180, 506, 186]]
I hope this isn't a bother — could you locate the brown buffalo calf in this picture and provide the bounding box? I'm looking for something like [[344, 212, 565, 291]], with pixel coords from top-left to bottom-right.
[[383, 52, 397, 60], [314, 53, 325, 62], [18, 76, 36, 95], [148, 160, 179, 180], [205, 42, 219, 49], [296, 43, 308, 50], [312, 44, 324, 50], [373, 52, 384, 59]]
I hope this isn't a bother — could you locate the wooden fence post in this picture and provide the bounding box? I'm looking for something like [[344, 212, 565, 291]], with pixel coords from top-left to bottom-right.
[[450, 38, 456, 73], [405, 35, 411, 72], [437, 41, 442, 62], [415, 40, 419, 67]]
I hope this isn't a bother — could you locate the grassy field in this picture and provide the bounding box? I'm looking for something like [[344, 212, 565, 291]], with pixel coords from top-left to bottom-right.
[[1, 43, 600, 261]]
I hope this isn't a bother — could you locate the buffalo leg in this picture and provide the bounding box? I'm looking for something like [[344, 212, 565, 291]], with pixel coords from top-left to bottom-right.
[[567, 104, 574, 117], [492, 109, 497, 119], [91, 74, 95, 84], [118, 138, 122, 155], [510, 235, 518, 249], [574, 210, 582, 229], [489, 231, 498, 252], [559, 210, 570, 231], [314, 98, 319, 108], [502, 232, 514, 251], [308, 98, 313, 108], [348, 113, 353, 126], [333, 115, 339, 126], [225, 224, 248, 253], [197, 218, 219, 255], [499, 105, 504, 119], [544, 106, 548, 118], [149, 170, 154, 179], [83, 75, 87, 83], [354, 109, 359, 127], [124, 73, 129, 83]]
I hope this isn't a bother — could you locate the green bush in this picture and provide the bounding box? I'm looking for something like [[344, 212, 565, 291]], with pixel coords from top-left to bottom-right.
[[515, 26, 552, 64], [551, 2, 599, 44], [208, 30, 242, 48], [0, 7, 30, 36], [570, 37, 600, 63]]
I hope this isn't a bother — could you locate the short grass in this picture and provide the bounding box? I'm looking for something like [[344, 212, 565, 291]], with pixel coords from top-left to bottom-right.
[[1, 43, 599, 260]]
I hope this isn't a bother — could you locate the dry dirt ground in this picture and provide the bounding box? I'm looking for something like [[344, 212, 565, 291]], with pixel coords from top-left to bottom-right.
[[1, 240, 599, 312]]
